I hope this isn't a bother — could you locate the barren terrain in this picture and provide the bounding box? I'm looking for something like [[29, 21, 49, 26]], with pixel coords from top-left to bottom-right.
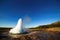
[[0, 27, 60, 40]]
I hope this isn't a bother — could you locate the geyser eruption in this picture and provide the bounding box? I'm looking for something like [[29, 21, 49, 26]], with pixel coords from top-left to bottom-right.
[[9, 18, 25, 34]]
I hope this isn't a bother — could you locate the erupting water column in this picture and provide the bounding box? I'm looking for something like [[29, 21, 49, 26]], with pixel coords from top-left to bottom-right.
[[9, 18, 25, 34]]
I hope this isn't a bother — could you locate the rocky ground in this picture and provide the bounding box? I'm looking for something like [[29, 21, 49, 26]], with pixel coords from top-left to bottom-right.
[[0, 29, 60, 40]]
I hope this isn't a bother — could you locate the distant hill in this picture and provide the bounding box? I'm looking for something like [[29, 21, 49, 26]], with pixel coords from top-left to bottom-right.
[[48, 21, 60, 27], [51, 21, 60, 26], [31, 21, 60, 29]]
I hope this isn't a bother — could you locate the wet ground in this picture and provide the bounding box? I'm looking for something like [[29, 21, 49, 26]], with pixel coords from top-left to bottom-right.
[[0, 28, 60, 40]]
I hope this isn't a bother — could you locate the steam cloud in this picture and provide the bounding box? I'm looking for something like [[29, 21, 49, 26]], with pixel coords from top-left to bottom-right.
[[23, 16, 31, 27]]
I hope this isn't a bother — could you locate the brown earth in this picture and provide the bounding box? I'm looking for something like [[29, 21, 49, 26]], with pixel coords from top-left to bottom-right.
[[0, 28, 60, 40]]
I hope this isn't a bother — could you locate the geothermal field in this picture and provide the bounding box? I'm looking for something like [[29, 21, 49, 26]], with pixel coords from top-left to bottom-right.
[[0, 21, 60, 40]]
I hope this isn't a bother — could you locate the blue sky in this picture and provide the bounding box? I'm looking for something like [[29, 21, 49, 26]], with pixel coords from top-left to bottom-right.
[[0, 0, 60, 28]]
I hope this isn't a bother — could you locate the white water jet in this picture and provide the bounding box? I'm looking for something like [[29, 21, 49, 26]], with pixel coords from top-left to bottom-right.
[[9, 18, 25, 34]]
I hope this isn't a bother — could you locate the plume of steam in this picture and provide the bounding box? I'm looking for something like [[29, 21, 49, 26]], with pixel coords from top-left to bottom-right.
[[23, 16, 31, 23], [23, 16, 31, 28]]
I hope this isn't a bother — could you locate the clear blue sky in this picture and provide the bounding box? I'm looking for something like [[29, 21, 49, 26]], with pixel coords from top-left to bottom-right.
[[0, 0, 60, 28]]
